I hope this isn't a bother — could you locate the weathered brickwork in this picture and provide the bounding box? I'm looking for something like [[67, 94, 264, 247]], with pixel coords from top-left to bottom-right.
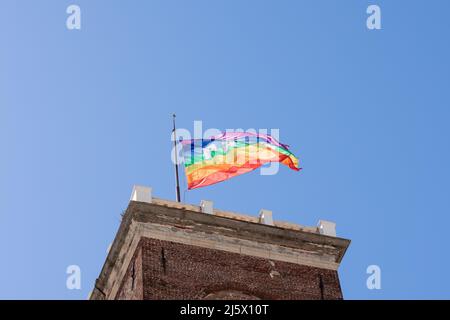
[[116, 244, 144, 300], [116, 237, 343, 300]]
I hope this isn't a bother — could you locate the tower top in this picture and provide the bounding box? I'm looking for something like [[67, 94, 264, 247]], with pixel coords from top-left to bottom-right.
[[90, 185, 350, 300]]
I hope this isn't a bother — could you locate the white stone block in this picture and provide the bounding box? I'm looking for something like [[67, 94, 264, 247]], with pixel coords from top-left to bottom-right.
[[259, 209, 274, 226], [200, 200, 214, 214], [130, 185, 152, 203], [318, 220, 336, 237]]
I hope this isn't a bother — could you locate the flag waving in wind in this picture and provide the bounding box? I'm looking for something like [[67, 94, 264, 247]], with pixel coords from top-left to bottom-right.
[[180, 132, 300, 189]]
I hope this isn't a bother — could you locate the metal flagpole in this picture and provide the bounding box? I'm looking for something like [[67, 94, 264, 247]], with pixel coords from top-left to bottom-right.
[[172, 114, 181, 202]]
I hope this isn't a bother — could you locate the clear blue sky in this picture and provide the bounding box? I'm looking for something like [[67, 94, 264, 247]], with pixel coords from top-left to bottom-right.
[[1, 0, 449, 299]]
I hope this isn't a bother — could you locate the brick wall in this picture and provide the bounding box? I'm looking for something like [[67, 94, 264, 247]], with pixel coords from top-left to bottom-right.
[[116, 244, 144, 300], [116, 237, 343, 300]]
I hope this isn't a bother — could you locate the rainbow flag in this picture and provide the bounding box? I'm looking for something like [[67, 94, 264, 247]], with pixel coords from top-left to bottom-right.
[[181, 132, 300, 189]]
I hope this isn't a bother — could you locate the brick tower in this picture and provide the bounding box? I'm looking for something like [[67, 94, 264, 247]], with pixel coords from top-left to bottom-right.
[[90, 186, 350, 300]]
